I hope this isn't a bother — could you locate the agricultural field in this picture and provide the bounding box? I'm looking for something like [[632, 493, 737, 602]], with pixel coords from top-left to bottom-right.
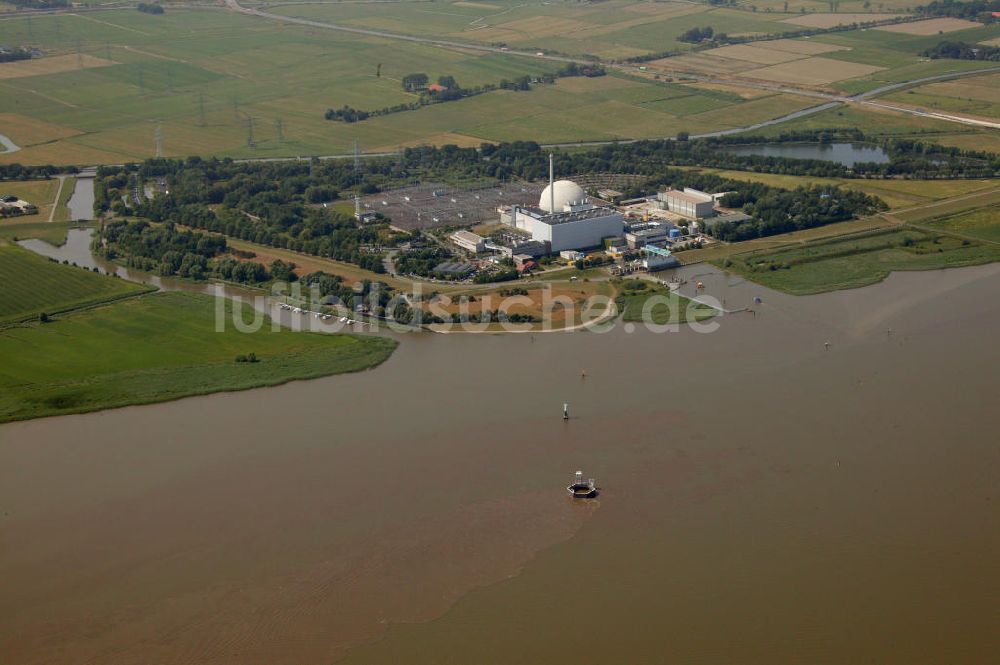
[[883, 72, 1000, 122], [0, 243, 151, 324], [0, 290, 397, 422], [0, 5, 843, 164], [781, 12, 904, 28], [0, 179, 59, 222], [266, 0, 797, 57], [717, 227, 1000, 295]]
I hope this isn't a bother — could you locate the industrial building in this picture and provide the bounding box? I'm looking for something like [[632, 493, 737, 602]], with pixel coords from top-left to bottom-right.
[[501, 157, 624, 253], [658, 188, 716, 219], [640, 245, 680, 271], [625, 224, 669, 249], [450, 230, 486, 254]]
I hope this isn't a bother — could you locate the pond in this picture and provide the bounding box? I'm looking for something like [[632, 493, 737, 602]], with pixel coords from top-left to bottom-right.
[[725, 142, 890, 167]]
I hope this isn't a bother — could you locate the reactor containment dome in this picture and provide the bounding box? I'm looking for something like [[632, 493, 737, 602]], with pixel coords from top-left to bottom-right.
[[539, 180, 588, 214]]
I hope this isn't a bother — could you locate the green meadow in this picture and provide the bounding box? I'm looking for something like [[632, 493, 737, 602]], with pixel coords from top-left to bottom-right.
[[925, 208, 1000, 244], [617, 279, 718, 325], [719, 228, 1000, 295], [0, 243, 151, 324], [0, 290, 397, 422]]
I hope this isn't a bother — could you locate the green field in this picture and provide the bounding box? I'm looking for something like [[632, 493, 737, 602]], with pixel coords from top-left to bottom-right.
[[718, 227, 1000, 295], [925, 208, 1000, 243], [0, 290, 397, 422], [617, 279, 718, 324], [0, 5, 785, 164], [0, 243, 151, 324]]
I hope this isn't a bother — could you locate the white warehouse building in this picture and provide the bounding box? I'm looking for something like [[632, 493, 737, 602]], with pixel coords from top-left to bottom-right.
[[505, 178, 624, 253]]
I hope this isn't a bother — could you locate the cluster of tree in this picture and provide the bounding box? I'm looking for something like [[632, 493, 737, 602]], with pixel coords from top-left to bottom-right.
[[917, 0, 999, 22], [324, 106, 370, 123], [921, 40, 1000, 60], [298, 271, 438, 325], [94, 159, 401, 272], [136, 2, 165, 14], [448, 309, 538, 324], [498, 287, 529, 296], [394, 247, 453, 278], [95, 219, 235, 281], [473, 267, 518, 283], [402, 72, 429, 91], [0, 163, 69, 180], [0, 47, 34, 63], [679, 27, 721, 43], [709, 185, 884, 241], [555, 62, 606, 77]]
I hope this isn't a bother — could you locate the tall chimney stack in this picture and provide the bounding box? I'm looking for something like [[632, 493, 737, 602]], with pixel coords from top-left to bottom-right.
[[549, 153, 555, 214]]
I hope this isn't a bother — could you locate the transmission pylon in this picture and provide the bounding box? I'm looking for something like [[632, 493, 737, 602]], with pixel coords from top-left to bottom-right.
[[154, 125, 163, 158]]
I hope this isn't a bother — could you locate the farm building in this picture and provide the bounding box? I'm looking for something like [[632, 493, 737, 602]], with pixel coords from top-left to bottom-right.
[[0, 195, 38, 217]]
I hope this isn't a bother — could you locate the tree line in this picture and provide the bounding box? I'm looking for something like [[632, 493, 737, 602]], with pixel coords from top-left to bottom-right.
[[918, 0, 1000, 22], [921, 40, 1000, 60], [325, 64, 604, 124]]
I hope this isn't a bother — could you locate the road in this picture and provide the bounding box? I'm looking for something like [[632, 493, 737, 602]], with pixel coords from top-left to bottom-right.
[[47, 175, 67, 223], [0, 133, 20, 154]]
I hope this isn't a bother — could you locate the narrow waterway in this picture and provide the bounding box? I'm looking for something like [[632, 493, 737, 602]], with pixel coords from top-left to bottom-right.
[[2, 239, 999, 664], [64, 176, 95, 221]]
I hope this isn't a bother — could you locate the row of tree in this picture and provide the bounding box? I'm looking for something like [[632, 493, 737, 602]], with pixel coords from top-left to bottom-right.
[[918, 0, 1000, 22], [921, 40, 1000, 60]]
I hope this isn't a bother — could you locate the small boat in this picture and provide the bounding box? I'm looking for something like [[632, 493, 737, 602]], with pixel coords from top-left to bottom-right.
[[567, 471, 597, 499]]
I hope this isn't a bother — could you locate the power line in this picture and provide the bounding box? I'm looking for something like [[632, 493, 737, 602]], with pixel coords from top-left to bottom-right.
[[154, 124, 163, 158], [274, 117, 284, 144], [245, 116, 256, 148], [198, 93, 206, 127]]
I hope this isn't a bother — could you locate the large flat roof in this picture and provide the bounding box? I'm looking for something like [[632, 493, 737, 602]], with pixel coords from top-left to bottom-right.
[[663, 190, 713, 205], [517, 205, 623, 226]]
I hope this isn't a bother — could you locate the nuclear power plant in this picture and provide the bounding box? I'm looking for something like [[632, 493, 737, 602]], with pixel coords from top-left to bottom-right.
[[499, 154, 625, 252]]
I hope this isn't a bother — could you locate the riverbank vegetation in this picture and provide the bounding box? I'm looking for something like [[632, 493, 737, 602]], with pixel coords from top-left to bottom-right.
[[617, 280, 718, 325], [0, 243, 151, 325], [716, 227, 1000, 294], [0, 291, 397, 423]]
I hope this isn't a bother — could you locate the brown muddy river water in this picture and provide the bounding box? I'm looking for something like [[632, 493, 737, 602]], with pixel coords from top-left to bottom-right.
[[1, 261, 998, 665]]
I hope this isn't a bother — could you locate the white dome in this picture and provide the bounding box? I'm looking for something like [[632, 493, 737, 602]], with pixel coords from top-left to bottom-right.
[[539, 180, 587, 213]]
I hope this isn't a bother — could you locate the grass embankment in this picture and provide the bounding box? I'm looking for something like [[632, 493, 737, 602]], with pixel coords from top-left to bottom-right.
[[925, 208, 1000, 243], [617, 279, 718, 324], [0, 291, 398, 422], [0, 243, 152, 324], [717, 227, 1000, 295]]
